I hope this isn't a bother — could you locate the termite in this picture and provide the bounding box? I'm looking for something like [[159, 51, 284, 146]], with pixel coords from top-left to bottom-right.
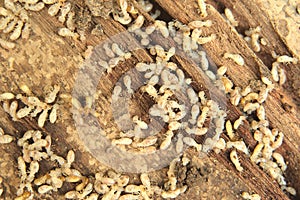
[[233, 116, 247, 129], [188, 20, 212, 29], [230, 149, 243, 172], [197, 0, 208, 18], [224, 53, 244, 66], [224, 8, 238, 27]]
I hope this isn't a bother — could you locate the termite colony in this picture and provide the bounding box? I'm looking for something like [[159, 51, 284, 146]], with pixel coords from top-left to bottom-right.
[[0, 0, 299, 199], [0, 84, 60, 127], [0, 0, 31, 49]]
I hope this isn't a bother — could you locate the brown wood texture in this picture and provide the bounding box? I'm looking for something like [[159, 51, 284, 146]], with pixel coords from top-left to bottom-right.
[[0, 0, 299, 199]]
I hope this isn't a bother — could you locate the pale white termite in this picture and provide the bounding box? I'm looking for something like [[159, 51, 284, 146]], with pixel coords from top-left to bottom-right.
[[9, 100, 18, 121], [198, 0, 208, 18], [277, 55, 298, 64], [197, 34, 216, 44], [187, 88, 199, 104], [182, 31, 192, 53], [143, 84, 158, 99], [58, 27, 78, 38], [94, 181, 110, 194], [65, 175, 82, 183], [155, 20, 169, 38], [0, 134, 14, 144], [132, 115, 148, 130], [125, 184, 141, 194], [217, 65, 227, 77], [38, 108, 49, 128], [16, 106, 32, 119], [65, 190, 79, 199], [224, 53, 244, 66], [278, 67, 286, 85], [48, 2, 60, 16], [227, 141, 249, 155], [188, 20, 212, 29], [3, 18, 18, 34], [281, 186, 296, 196], [221, 76, 233, 94], [65, 150, 75, 168], [251, 33, 261, 52], [0, 92, 15, 101], [214, 138, 226, 153], [140, 173, 151, 189], [225, 120, 235, 140], [233, 116, 247, 130], [271, 132, 284, 149], [45, 85, 60, 103], [243, 102, 260, 113], [78, 183, 93, 199], [230, 87, 242, 106], [271, 62, 279, 82], [224, 8, 238, 27], [58, 2, 71, 23], [28, 139, 48, 151], [230, 149, 243, 172], [261, 76, 273, 86], [256, 105, 265, 121], [50, 154, 66, 166], [0, 38, 15, 49], [38, 185, 54, 194], [10, 20, 23, 41], [18, 156, 27, 181], [75, 177, 89, 191], [194, 127, 208, 136], [27, 160, 39, 182], [136, 136, 157, 147], [112, 85, 122, 101], [250, 143, 264, 163], [241, 192, 261, 200], [128, 15, 145, 32], [253, 130, 263, 142], [117, 175, 130, 187], [189, 104, 200, 125], [49, 104, 59, 123], [19, 84, 32, 96], [257, 88, 269, 103], [205, 70, 216, 81], [243, 92, 259, 102], [25, 2, 45, 11], [161, 188, 182, 199], [240, 85, 252, 97], [111, 138, 133, 146], [191, 28, 202, 43], [123, 75, 133, 94], [272, 152, 287, 171], [197, 106, 209, 127], [160, 130, 174, 150], [183, 137, 202, 151], [111, 43, 124, 57]]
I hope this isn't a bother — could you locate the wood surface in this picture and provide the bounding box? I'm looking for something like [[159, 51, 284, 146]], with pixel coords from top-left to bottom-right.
[[0, 0, 299, 199]]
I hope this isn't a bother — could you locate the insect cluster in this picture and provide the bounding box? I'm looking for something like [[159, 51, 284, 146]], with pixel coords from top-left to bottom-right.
[[0, 128, 193, 199], [0, 84, 60, 128], [0, 127, 14, 144], [0, 0, 298, 199], [0, 0, 31, 49], [214, 59, 296, 195]]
